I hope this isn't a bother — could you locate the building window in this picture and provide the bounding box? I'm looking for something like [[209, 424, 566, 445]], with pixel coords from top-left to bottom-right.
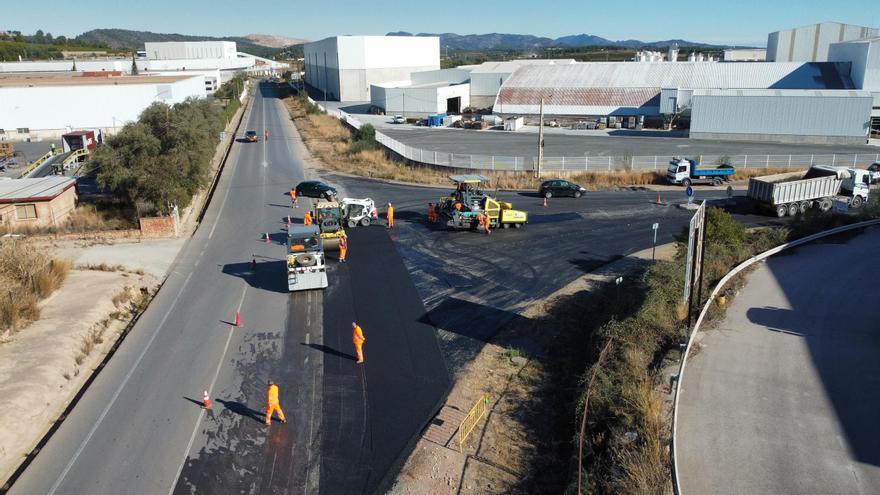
[[17, 128, 29, 134], [15, 204, 37, 220]]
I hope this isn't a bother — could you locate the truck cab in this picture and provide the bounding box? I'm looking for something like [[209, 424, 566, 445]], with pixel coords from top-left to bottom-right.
[[667, 158, 735, 187]]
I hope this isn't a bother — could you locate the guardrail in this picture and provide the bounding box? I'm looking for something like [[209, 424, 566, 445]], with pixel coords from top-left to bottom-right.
[[670, 218, 880, 494], [303, 96, 880, 173]]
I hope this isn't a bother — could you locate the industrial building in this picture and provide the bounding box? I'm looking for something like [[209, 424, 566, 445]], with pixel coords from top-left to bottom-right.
[[723, 49, 767, 61], [466, 59, 575, 109], [767, 22, 879, 62], [303, 36, 440, 101], [0, 73, 207, 140], [144, 41, 238, 61]]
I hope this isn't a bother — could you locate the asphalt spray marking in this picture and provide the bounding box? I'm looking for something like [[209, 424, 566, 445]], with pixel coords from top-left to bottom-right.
[[166, 284, 249, 494], [48, 271, 194, 495]]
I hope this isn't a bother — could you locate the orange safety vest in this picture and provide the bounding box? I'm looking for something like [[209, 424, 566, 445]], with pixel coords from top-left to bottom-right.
[[290, 189, 297, 199], [387, 206, 394, 220], [267, 384, 280, 405], [353, 324, 365, 345], [303, 212, 312, 225]]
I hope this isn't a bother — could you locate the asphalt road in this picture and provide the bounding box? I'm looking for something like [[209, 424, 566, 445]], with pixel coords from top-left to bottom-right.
[[677, 226, 880, 494], [379, 127, 879, 159], [7, 83, 448, 495]]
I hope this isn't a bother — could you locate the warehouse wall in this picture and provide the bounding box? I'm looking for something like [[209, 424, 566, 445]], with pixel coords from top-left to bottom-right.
[[145, 42, 237, 60], [690, 92, 872, 144], [829, 39, 880, 91], [0, 57, 254, 73], [371, 83, 470, 117], [0, 76, 206, 138], [768, 22, 878, 62]]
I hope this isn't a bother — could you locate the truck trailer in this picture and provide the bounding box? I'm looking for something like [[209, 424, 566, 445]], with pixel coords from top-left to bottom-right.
[[667, 158, 735, 186], [747, 165, 871, 217], [286, 225, 328, 291]]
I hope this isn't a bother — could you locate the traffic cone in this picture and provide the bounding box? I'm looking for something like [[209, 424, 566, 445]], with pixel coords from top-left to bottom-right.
[[286, 215, 291, 225], [264, 232, 270, 243], [235, 311, 241, 327], [543, 196, 548, 207], [202, 390, 212, 409], [656, 192, 663, 205]]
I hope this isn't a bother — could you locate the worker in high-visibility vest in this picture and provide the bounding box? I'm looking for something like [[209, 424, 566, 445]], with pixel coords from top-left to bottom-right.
[[339, 235, 348, 263], [303, 211, 312, 226], [290, 188, 298, 208], [352, 322, 365, 363], [386, 203, 394, 229], [482, 212, 491, 235], [265, 380, 286, 425]]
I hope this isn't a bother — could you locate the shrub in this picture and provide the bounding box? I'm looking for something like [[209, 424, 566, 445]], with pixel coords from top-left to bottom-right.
[[0, 240, 70, 333]]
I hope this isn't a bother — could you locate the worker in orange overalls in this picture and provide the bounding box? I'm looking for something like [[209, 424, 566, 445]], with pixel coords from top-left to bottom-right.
[[265, 380, 286, 425], [482, 212, 491, 235], [339, 235, 348, 263], [476, 211, 485, 231], [303, 211, 313, 226], [290, 187, 298, 208], [386, 203, 394, 229], [352, 322, 365, 363]]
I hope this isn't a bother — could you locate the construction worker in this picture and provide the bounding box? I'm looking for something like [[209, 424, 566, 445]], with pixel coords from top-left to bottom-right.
[[339, 235, 348, 263], [50, 142, 56, 155], [352, 322, 365, 363], [386, 203, 394, 229], [303, 210, 312, 226], [476, 211, 485, 231], [264, 129, 270, 140], [482, 212, 491, 235], [251, 254, 257, 270], [264, 380, 286, 425]]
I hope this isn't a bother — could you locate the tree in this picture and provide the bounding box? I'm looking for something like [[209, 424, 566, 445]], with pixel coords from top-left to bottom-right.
[[131, 54, 139, 75], [33, 30, 45, 44], [45, 32, 53, 44]]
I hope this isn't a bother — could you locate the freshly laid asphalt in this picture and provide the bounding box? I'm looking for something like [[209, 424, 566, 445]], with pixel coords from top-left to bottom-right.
[[677, 226, 880, 494]]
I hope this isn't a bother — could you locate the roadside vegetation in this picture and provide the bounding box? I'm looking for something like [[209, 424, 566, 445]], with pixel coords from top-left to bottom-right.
[[88, 98, 225, 216], [0, 240, 70, 335], [214, 73, 247, 122], [0, 29, 118, 61]]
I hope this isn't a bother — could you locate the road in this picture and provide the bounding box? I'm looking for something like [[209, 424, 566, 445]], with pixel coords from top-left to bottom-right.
[[676, 226, 880, 494], [8, 83, 448, 495], [378, 127, 879, 160]]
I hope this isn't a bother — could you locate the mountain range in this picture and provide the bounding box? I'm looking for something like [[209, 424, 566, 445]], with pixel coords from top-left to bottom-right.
[[74, 29, 304, 58], [386, 31, 732, 50]]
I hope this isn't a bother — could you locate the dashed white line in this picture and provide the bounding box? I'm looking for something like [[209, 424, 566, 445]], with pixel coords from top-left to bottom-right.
[[48, 271, 194, 495]]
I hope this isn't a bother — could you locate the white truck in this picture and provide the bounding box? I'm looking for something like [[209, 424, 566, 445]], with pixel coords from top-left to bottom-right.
[[286, 225, 328, 291], [747, 165, 871, 217]]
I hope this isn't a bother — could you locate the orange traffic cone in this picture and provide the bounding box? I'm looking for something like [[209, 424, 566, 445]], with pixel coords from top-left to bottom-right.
[[264, 232, 270, 243], [543, 196, 548, 207], [202, 390, 212, 409], [287, 215, 291, 225], [656, 192, 663, 205], [235, 311, 241, 327]]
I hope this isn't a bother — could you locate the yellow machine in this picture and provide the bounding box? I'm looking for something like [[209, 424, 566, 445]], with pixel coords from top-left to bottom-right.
[[440, 175, 528, 229], [313, 200, 346, 251]]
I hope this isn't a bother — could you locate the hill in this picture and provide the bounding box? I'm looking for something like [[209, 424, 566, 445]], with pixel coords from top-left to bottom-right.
[[75, 29, 303, 59], [387, 31, 730, 50], [244, 34, 308, 48]]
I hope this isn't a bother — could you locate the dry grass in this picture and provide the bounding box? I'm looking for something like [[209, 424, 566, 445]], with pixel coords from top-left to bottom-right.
[[0, 239, 70, 334], [0, 205, 134, 237], [284, 96, 674, 190], [78, 262, 126, 272], [731, 167, 793, 181]]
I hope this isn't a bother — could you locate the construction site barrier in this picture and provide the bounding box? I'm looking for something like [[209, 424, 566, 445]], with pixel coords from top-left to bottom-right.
[[458, 393, 489, 453]]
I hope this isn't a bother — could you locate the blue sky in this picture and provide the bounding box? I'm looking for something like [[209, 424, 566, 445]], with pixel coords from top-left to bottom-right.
[[4, 0, 877, 46]]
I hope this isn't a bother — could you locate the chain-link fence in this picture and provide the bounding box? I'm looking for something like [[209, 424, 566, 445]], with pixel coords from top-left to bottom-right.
[[309, 98, 880, 173]]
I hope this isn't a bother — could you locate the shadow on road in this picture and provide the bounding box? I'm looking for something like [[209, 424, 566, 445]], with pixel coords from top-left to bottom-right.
[[301, 342, 356, 361], [420, 296, 527, 343], [222, 260, 289, 294], [216, 399, 265, 424]]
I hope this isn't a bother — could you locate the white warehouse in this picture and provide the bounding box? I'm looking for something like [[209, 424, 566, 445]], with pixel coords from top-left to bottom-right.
[[767, 21, 879, 62], [0, 73, 207, 140], [304, 35, 440, 101], [144, 41, 238, 60]]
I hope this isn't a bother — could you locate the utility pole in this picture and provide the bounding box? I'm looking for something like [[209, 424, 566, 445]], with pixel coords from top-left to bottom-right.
[[536, 96, 545, 178]]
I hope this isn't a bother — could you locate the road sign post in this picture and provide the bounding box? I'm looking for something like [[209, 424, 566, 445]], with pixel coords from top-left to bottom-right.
[[652, 222, 659, 261], [686, 186, 694, 206]]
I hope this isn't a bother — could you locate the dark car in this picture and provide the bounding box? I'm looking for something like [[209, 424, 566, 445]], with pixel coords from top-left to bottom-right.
[[539, 179, 586, 198], [295, 180, 337, 200], [245, 130, 258, 142]]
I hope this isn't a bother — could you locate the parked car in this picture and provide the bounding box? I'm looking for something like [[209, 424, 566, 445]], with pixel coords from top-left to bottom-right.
[[245, 130, 259, 142], [538, 179, 586, 198], [868, 162, 880, 184], [392, 115, 406, 124], [295, 180, 337, 200]]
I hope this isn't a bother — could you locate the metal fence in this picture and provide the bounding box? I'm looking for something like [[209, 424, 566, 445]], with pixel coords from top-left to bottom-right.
[[308, 97, 880, 173]]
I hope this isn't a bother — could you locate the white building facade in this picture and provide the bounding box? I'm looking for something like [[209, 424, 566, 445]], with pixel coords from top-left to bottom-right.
[[304, 36, 440, 101], [144, 41, 238, 60], [767, 22, 879, 62]]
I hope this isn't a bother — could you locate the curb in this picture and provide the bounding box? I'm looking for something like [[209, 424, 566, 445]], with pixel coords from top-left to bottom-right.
[[670, 218, 880, 495]]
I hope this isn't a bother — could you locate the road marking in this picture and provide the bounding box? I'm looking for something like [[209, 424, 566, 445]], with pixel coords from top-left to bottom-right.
[[167, 284, 248, 494], [303, 356, 309, 365], [305, 332, 310, 345], [208, 97, 256, 240], [48, 271, 194, 495]]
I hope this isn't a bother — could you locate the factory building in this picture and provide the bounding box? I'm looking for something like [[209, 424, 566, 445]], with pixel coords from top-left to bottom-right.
[[370, 68, 471, 117], [303, 36, 439, 101], [0, 73, 207, 140], [144, 41, 238, 60], [723, 49, 767, 61], [467, 59, 575, 109], [767, 22, 878, 62]]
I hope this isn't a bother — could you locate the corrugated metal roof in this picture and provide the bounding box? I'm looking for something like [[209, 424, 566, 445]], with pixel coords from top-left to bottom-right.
[[0, 177, 76, 203], [499, 61, 851, 90], [469, 59, 576, 74], [691, 88, 873, 97]]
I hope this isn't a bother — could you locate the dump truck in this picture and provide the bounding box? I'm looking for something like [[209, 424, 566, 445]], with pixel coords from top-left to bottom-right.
[[666, 158, 736, 186], [747, 165, 871, 217], [439, 175, 528, 230], [313, 200, 346, 251], [287, 225, 328, 291]]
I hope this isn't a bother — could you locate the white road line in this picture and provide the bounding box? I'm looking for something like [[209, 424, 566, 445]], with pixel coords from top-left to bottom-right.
[[208, 98, 255, 240], [48, 271, 194, 495], [305, 332, 310, 345], [166, 284, 248, 494]]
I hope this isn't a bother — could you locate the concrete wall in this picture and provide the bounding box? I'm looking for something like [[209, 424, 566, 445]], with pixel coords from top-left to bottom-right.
[[829, 39, 880, 91], [0, 76, 206, 138], [411, 68, 471, 85], [0, 186, 77, 229], [690, 91, 873, 144], [768, 22, 878, 62], [372, 83, 470, 116], [145, 41, 237, 60]]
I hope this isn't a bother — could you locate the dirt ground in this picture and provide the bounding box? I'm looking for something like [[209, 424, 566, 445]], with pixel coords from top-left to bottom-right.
[[388, 243, 678, 494]]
